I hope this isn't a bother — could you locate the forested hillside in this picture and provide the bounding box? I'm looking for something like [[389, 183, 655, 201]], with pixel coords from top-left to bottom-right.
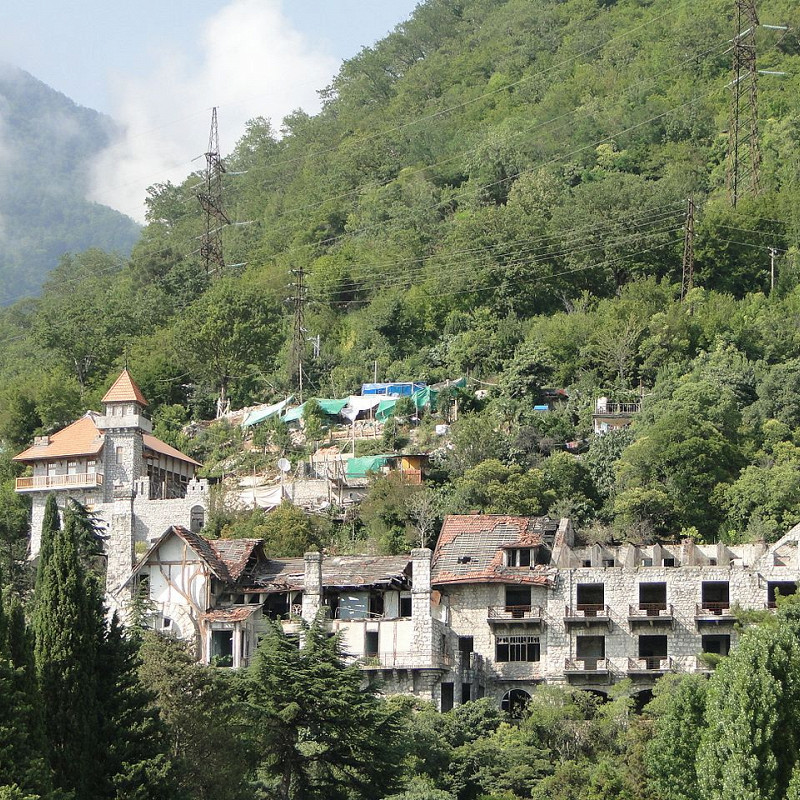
[[0, 64, 140, 305], [3, 0, 800, 548]]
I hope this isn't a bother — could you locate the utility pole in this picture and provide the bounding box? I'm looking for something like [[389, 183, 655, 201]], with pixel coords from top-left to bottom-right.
[[289, 267, 307, 402], [726, 0, 761, 207], [680, 198, 695, 301], [770, 246, 777, 292], [197, 107, 230, 275]]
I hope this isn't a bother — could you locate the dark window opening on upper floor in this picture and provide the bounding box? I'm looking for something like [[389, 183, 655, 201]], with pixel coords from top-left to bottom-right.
[[639, 582, 667, 612], [577, 583, 604, 613], [768, 581, 797, 608], [701, 581, 730, 611], [702, 634, 730, 656], [496, 635, 540, 663]]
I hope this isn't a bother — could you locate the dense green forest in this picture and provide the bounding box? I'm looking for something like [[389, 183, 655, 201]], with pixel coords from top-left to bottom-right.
[[4, 0, 800, 549], [0, 64, 140, 305]]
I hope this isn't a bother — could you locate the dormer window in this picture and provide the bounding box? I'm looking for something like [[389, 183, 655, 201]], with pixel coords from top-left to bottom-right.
[[507, 549, 532, 567]]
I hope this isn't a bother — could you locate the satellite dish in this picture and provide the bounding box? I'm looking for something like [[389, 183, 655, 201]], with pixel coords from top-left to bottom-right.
[[277, 458, 291, 473]]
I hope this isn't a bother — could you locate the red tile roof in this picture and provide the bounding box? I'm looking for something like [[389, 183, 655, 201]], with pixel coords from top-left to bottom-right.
[[431, 515, 560, 586], [102, 369, 148, 406], [13, 413, 104, 462]]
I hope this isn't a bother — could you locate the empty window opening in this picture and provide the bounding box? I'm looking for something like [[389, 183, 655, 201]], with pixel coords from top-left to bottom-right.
[[190, 506, 205, 533], [641, 557, 653, 567], [210, 630, 233, 666], [638, 635, 668, 669], [505, 585, 531, 615], [161, 617, 172, 630], [701, 634, 730, 656], [369, 593, 384, 618], [701, 581, 730, 612], [576, 635, 605, 668], [768, 581, 798, 608], [501, 689, 531, 718], [577, 583, 605, 614], [461, 683, 472, 703], [459, 636, 474, 654], [602, 558, 615, 567], [263, 593, 290, 620], [663, 557, 676, 567], [441, 683, 454, 712], [364, 631, 379, 657], [507, 548, 531, 567], [534, 546, 551, 566], [639, 582, 667, 613], [477, 684, 485, 699], [582, 559, 592, 567], [399, 594, 412, 618], [496, 635, 540, 663]]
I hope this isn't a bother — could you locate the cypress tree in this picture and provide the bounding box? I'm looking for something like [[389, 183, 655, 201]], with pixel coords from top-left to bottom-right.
[[95, 613, 178, 800], [35, 495, 59, 587], [33, 507, 99, 797], [0, 595, 51, 797]]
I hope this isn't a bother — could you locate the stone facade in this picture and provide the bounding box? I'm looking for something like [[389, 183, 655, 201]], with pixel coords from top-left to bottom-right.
[[14, 371, 209, 615]]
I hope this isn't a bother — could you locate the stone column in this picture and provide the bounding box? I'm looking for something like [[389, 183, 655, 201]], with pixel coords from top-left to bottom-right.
[[411, 548, 435, 666], [302, 551, 323, 622], [106, 488, 136, 616]]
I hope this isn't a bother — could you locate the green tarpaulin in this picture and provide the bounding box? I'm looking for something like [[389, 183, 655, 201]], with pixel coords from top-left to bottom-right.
[[281, 397, 349, 423], [375, 399, 398, 422], [345, 455, 392, 479]]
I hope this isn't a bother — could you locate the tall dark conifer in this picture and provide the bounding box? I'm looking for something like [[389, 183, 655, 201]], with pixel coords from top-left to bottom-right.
[[0, 594, 51, 797], [33, 506, 99, 797], [35, 495, 59, 587]]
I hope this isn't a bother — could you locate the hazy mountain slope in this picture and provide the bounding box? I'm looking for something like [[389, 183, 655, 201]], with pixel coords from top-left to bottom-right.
[[0, 64, 140, 305]]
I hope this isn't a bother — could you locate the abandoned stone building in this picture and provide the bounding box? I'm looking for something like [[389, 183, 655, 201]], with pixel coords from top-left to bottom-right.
[[13, 369, 210, 610], [127, 513, 800, 712]]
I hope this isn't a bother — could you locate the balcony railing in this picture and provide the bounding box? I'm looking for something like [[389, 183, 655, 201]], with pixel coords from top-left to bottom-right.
[[565, 604, 611, 619], [627, 656, 672, 673], [594, 402, 641, 415], [358, 651, 453, 670], [628, 603, 674, 621], [487, 605, 544, 622], [16, 473, 104, 492], [696, 602, 733, 618], [564, 657, 609, 673]]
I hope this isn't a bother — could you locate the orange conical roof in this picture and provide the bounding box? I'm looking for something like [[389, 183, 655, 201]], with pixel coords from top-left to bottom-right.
[[101, 369, 148, 406]]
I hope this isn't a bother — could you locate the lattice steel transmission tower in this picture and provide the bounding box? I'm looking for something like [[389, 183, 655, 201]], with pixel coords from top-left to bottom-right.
[[726, 0, 761, 207], [680, 198, 695, 301], [197, 107, 230, 275], [289, 267, 308, 401]]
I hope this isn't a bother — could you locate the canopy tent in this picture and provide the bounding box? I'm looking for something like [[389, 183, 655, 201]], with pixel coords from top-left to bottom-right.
[[242, 397, 294, 428], [345, 455, 393, 480], [281, 402, 306, 423], [375, 398, 398, 422]]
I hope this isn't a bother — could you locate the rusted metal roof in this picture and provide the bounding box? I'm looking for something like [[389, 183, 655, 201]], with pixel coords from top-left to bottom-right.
[[431, 515, 560, 586], [101, 369, 148, 406], [143, 434, 202, 467], [203, 606, 260, 623], [201, 605, 260, 623]]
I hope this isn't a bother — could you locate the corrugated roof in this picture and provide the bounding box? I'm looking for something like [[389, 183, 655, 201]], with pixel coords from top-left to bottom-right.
[[101, 369, 148, 406], [143, 435, 201, 467], [431, 515, 560, 586], [13, 413, 105, 462]]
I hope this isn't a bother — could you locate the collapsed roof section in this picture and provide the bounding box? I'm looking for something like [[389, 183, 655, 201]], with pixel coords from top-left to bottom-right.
[[431, 515, 569, 587]]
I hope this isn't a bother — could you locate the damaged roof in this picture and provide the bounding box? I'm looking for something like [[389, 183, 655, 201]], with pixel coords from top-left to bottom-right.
[[202, 605, 261, 623], [431, 515, 561, 586], [243, 554, 412, 593]]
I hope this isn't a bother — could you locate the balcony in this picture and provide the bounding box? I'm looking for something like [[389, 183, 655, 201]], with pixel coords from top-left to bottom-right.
[[358, 651, 453, 671], [695, 603, 735, 623], [628, 604, 674, 626], [16, 473, 104, 493], [594, 402, 641, 416], [487, 605, 544, 627], [564, 657, 609, 676], [627, 656, 673, 675], [564, 604, 612, 629]]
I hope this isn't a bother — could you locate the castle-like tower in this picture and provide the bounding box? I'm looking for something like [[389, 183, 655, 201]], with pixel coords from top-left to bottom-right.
[[14, 369, 209, 612]]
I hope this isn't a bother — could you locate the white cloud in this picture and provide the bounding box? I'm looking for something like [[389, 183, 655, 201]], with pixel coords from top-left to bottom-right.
[[89, 0, 338, 222]]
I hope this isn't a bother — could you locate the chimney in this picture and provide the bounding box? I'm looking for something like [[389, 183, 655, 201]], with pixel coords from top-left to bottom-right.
[[301, 551, 323, 623]]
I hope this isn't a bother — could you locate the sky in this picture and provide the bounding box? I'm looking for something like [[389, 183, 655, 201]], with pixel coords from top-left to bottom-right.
[[0, 1, 420, 221]]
